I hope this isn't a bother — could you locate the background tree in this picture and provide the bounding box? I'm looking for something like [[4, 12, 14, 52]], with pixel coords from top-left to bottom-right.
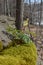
[[7, 0, 10, 16], [4, 0, 10, 16], [16, 0, 24, 30], [4, 0, 6, 15]]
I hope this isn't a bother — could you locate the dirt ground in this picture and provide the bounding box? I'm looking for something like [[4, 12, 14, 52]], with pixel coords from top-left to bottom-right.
[[29, 25, 43, 65]]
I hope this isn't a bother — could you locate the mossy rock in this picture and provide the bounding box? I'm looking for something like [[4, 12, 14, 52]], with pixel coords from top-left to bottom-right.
[[1, 42, 37, 65], [0, 55, 27, 65]]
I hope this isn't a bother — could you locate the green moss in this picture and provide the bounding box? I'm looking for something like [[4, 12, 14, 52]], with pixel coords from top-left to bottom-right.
[[0, 55, 20, 65], [0, 55, 27, 65], [6, 28, 32, 44], [0, 42, 37, 65]]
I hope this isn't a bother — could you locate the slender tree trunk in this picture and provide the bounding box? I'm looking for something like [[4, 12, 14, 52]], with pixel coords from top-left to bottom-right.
[[7, 0, 10, 16], [4, 0, 10, 16], [4, 0, 6, 15], [16, 0, 24, 30]]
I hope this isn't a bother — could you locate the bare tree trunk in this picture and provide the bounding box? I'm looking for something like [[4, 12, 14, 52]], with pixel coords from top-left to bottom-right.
[[4, 0, 10, 16], [16, 0, 24, 30], [7, 0, 10, 16], [28, 0, 33, 39], [28, 0, 31, 31], [4, 0, 6, 15], [39, 0, 42, 35]]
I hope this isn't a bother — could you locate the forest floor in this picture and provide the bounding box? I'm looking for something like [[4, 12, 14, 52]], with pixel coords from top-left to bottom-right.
[[29, 25, 43, 65]]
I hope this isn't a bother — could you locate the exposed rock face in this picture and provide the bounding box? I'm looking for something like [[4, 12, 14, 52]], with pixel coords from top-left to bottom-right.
[[0, 15, 15, 47]]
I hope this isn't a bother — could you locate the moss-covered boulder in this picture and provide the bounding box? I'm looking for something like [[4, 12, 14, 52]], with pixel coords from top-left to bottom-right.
[[0, 41, 37, 65], [0, 55, 26, 65]]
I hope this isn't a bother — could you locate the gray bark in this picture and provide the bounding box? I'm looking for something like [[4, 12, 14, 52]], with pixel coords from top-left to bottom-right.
[[4, 0, 6, 15], [16, 0, 24, 30], [4, 0, 10, 16], [7, 0, 10, 16]]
